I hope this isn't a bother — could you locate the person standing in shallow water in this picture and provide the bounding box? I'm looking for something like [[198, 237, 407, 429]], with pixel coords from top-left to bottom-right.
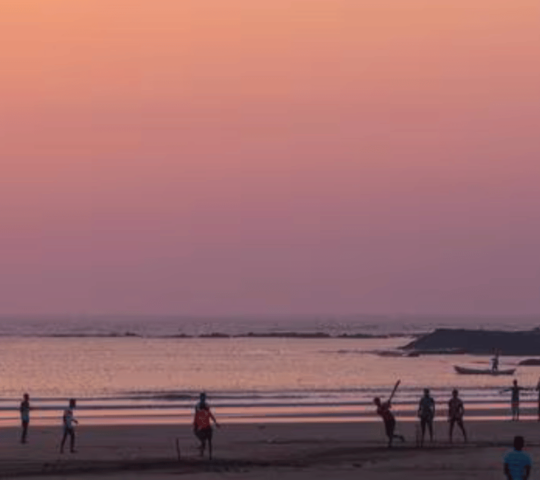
[[448, 389, 467, 443], [20, 393, 31, 444], [374, 397, 405, 448], [193, 393, 220, 460], [418, 388, 435, 447], [60, 399, 78, 454]]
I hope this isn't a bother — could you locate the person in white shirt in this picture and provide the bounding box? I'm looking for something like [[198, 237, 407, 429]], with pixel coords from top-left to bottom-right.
[[60, 399, 78, 454]]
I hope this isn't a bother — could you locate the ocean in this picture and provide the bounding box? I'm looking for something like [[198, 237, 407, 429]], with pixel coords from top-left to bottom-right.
[[1, 315, 539, 426]]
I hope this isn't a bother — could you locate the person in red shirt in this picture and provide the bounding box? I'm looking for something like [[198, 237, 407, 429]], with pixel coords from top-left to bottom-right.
[[374, 396, 405, 448], [193, 392, 219, 459]]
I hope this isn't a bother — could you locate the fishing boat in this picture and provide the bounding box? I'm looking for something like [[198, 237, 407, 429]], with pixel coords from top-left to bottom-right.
[[454, 366, 516, 375]]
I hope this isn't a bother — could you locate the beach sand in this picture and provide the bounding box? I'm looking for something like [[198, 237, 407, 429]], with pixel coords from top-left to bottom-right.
[[1, 420, 536, 479]]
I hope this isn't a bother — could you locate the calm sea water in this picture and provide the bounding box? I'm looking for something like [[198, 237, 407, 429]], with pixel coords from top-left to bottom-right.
[[0, 316, 539, 426]]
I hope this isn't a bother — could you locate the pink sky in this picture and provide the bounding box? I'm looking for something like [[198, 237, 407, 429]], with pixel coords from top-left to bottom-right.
[[1, 0, 539, 316]]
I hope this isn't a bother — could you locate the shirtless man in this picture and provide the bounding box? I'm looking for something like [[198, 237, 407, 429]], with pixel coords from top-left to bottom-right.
[[418, 389, 436, 447], [503, 380, 527, 421], [20, 393, 31, 444], [374, 397, 405, 448], [448, 389, 467, 443]]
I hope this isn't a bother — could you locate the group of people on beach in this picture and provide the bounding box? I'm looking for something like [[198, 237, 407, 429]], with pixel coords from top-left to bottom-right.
[[374, 377, 540, 449], [374, 388, 466, 448], [372, 382, 537, 479], [19, 395, 79, 453], [18, 392, 220, 459], [15, 376, 540, 473]]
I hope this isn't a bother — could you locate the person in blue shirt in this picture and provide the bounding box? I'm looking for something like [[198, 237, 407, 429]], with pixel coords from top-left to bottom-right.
[[504, 436, 531, 480]]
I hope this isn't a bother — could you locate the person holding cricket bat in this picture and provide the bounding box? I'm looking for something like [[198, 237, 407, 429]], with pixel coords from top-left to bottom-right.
[[374, 380, 405, 448]]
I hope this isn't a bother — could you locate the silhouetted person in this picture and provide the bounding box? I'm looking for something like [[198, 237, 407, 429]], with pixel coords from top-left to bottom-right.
[[60, 399, 78, 453], [448, 389, 467, 443], [374, 397, 405, 448], [503, 380, 526, 421], [492, 349, 500, 373], [418, 388, 435, 447], [535, 378, 540, 421], [193, 393, 219, 460], [504, 436, 531, 480], [20, 393, 31, 444]]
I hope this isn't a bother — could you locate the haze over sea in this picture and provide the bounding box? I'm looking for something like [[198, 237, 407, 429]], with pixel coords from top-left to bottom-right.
[[1, 315, 540, 427]]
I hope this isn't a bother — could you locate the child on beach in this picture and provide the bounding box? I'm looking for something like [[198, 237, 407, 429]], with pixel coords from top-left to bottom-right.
[[20, 393, 31, 444], [448, 389, 467, 443], [504, 436, 531, 480], [60, 399, 78, 453], [193, 393, 219, 460], [374, 397, 405, 448], [418, 388, 435, 447]]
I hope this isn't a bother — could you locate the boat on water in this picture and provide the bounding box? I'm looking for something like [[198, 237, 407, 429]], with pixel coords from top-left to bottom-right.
[[454, 366, 516, 375]]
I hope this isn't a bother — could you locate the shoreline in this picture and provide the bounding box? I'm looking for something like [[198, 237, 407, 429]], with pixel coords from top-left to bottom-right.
[[0, 407, 537, 427], [1, 407, 538, 428]]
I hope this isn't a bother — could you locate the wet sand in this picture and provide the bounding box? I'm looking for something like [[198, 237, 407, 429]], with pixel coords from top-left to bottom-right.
[[1, 420, 537, 479]]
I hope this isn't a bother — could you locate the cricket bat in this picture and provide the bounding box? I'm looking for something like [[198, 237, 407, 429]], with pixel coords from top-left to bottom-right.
[[389, 380, 401, 403]]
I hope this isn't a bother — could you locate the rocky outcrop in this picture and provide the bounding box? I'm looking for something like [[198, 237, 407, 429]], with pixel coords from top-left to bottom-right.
[[518, 358, 540, 366], [403, 328, 540, 356]]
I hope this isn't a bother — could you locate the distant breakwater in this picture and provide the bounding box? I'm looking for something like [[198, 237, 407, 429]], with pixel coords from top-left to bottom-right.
[[0, 331, 416, 340], [404, 328, 540, 356]]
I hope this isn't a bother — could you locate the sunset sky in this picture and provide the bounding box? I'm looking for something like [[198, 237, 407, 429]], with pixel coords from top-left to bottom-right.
[[1, 0, 539, 316]]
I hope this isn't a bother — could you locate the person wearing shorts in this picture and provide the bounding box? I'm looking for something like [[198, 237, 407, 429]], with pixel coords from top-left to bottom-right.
[[374, 397, 405, 448], [504, 436, 532, 480], [193, 393, 219, 460], [448, 389, 467, 443], [418, 389, 435, 447], [503, 380, 526, 421], [60, 399, 78, 454], [20, 393, 31, 444]]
